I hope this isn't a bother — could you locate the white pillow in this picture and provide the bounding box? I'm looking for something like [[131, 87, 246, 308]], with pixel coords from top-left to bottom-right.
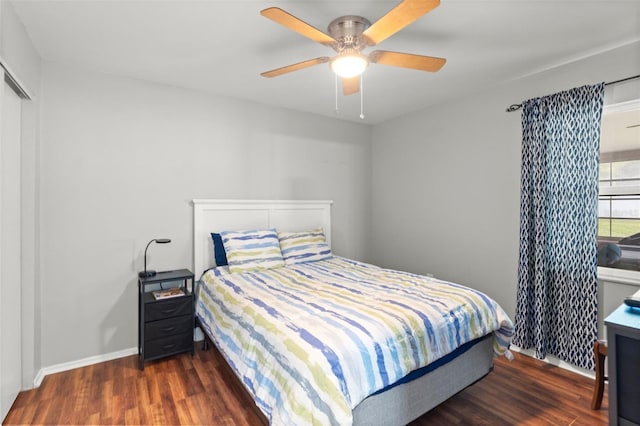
[[278, 228, 332, 265], [220, 228, 285, 273]]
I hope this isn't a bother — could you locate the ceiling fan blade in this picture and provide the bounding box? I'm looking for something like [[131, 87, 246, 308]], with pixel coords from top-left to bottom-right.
[[342, 76, 360, 96], [370, 50, 446, 72], [261, 7, 336, 46], [261, 57, 331, 78], [363, 0, 440, 46]]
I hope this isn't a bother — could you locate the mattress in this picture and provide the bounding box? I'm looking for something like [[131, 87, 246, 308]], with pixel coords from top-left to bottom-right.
[[195, 256, 513, 425]]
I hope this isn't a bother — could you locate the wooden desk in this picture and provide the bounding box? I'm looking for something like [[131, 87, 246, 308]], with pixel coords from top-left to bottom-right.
[[605, 304, 640, 426]]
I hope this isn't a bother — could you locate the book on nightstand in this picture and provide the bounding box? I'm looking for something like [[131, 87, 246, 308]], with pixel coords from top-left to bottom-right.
[[152, 287, 185, 300]]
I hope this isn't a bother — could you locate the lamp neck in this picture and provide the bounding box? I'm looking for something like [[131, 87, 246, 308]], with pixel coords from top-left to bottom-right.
[[144, 239, 156, 273]]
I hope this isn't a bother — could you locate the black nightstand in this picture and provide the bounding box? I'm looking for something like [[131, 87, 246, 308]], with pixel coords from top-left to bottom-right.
[[138, 269, 195, 370]]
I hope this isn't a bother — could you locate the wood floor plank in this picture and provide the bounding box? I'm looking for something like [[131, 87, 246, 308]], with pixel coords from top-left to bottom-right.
[[174, 398, 196, 425], [110, 395, 125, 425], [124, 407, 140, 425], [3, 347, 608, 425]]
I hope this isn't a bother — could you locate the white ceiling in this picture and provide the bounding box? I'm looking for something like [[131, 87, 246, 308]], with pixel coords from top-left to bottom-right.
[[10, 0, 640, 125]]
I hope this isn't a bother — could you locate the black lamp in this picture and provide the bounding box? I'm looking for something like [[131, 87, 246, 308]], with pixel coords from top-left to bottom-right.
[[139, 238, 171, 278]]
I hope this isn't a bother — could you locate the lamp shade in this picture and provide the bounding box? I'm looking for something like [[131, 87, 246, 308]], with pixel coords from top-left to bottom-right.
[[139, 238, 172, 278], [331, 52, 368, 78]]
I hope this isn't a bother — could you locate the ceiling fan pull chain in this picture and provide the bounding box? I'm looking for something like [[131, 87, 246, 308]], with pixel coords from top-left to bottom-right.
[[360, 74, 365, 120], [334, 73, 340, 115]]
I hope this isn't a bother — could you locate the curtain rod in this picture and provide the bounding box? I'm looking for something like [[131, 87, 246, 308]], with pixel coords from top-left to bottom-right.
[[505, 74, 640, 112]]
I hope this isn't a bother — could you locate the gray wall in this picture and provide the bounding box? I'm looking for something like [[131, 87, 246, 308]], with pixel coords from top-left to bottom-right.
[[38, 63, 372, 367], [370, 41, 640, 320]]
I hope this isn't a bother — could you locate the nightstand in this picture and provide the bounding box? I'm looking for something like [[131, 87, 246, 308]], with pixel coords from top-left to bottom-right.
[[138, 269, 195, 370]]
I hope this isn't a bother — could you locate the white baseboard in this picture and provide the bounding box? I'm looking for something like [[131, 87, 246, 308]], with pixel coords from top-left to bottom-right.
[[32, 330, 203, 388], [29, 343, 595, 390], [510, 345, 596, 380], [32, 347, 138, 388]]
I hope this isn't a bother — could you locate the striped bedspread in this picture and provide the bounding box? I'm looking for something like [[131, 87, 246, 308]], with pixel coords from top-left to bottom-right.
[[195, 257, 513, 425]]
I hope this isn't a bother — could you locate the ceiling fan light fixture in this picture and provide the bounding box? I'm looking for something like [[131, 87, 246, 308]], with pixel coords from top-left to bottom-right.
[[331, 52, 368, 78]]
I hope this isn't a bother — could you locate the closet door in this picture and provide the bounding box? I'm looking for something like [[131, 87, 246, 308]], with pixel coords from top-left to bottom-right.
[[0, 78, 22, 421]]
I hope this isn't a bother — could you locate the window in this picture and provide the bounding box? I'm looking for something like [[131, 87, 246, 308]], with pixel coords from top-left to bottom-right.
[[597, 101, 640, 272]]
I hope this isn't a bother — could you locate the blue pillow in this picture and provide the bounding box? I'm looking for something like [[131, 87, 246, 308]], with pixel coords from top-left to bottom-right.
[[211, 233, 228, 266]]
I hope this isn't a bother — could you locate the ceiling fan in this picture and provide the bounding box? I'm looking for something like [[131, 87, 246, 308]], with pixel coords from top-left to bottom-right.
[[260, 0, 446, 96]]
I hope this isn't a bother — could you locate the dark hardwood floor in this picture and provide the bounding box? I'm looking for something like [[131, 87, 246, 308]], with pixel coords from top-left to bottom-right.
[[4, 344, 607, 425]]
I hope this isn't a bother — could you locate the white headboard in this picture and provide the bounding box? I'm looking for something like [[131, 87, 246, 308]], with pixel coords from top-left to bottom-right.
[[192, 199, 333, 275]]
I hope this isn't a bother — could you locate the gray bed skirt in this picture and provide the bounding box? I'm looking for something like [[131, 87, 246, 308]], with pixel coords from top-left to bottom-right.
[[352, 336, 495, 425]]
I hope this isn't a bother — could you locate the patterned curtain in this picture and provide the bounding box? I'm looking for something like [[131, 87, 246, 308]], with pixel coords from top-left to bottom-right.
[[512, 83, 605, 370]]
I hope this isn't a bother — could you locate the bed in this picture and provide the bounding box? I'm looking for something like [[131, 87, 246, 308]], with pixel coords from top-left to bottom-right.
[[192, 199, 513, 425]]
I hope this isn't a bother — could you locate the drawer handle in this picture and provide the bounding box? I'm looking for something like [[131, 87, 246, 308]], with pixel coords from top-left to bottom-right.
[[161, 326, 177, 333], [161, 343, 177, 350], [160, 308, 178, 315]]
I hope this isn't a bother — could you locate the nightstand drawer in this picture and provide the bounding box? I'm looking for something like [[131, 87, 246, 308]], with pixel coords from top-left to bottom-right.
[[145, 314, 192, 341], [145, 296, 191, 322], [145, 333, 193, 359]]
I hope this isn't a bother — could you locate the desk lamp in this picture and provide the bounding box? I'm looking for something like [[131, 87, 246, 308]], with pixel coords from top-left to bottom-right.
[[139, 238, 171, 278]]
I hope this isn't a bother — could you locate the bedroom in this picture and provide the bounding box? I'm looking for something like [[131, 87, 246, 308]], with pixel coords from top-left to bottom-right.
[[1, 0, 639, 424]]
